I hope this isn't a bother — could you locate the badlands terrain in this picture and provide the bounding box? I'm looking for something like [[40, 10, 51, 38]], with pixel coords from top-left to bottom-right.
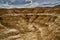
[[0, 5, 60, 40]]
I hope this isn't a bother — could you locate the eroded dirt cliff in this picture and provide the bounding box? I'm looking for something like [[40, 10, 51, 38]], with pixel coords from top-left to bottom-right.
[[0, 5, 60, 40]]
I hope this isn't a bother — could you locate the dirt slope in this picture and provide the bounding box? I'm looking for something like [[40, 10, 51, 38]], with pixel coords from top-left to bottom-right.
[[0, 5, 60, 40]]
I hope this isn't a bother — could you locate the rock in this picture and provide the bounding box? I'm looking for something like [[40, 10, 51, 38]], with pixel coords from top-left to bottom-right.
[[0, 5, 60, 40]]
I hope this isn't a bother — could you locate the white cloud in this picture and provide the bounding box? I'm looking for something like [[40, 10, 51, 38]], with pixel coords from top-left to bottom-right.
[[41, 1, 60, 4], [11, 0, 39, 8], [8, 2, 39, 8], [0, 0, 60, 8], [39, 1, 60, 7], [25, 2, 39, 8], [41, 2, 51, 4]]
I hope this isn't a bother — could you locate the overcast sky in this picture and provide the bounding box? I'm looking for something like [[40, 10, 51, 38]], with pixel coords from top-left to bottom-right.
[[0, 0, 60, 8]]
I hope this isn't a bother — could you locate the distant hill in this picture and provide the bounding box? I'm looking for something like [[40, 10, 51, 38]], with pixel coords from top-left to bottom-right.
[[0, 5, 60, 15]]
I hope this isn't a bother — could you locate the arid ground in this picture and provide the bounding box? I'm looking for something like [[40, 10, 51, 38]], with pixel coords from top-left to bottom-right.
[[0, 5, 60, 40]]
